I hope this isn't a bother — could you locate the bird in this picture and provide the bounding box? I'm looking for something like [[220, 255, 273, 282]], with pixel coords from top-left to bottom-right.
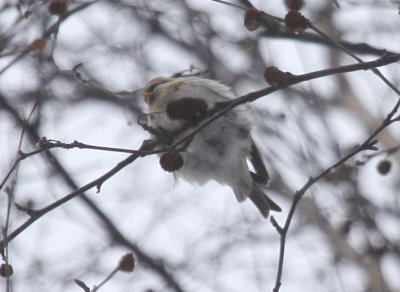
[[142, 76, 281, 218]]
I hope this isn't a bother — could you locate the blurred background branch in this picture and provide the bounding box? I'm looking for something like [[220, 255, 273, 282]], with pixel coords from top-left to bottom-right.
[[0, 0, 399, 291]]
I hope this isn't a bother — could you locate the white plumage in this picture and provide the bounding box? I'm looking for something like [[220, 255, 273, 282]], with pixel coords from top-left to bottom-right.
[[143, 76, 281, 218]]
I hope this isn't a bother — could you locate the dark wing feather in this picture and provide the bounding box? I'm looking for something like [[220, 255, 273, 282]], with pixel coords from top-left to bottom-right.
[[249, 139, 269, 185], [248, 184, 282, 218]]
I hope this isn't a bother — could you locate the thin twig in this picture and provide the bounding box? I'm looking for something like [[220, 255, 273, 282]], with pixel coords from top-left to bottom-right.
[[1, 53, 398, 253], [272, 98, 400, 292], [309, 24, 400, 98], [0, 139, 168, 191], [0, 97, 186, 292], [172, 54, 400, 151], [91, 267, 119, 292], [0, 1, 97, 76], [0, 145, 146, 251], [211, 0, 400, 99], [2, 103, 38, 251]]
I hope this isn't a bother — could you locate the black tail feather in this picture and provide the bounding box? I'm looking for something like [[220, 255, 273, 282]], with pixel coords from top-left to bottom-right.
[[248, 185, 281, 218]]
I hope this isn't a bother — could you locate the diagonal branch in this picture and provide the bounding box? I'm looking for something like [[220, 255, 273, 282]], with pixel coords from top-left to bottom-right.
[[2, 53, 399, 242], [0, 95, 186, 292], [172, 53, 400, 151], [0, 52, 398, 292], [270, 82, 400, 292]]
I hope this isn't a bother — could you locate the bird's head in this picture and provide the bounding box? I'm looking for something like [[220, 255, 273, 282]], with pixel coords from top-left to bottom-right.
[[142, 77, 172, 105]]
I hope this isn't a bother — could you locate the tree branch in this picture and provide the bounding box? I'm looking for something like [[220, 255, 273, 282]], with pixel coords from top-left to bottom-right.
[[0, 95, 186, 292]]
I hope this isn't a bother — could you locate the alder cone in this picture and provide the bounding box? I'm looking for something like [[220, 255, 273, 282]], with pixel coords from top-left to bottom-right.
[[377, 160, 391, 175], [0, 264, 13, 278], [244, 8, 263, 31], [118, 253, 136, 272], [160, 151, 184, 172], [284, 10, 310, 34]]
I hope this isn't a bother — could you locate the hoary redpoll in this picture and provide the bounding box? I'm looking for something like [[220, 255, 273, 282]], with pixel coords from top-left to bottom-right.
[[143, 76, 281, 218]]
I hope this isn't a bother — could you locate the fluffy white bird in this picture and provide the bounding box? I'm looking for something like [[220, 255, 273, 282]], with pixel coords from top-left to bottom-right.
[[143, 76, 281, 218]]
